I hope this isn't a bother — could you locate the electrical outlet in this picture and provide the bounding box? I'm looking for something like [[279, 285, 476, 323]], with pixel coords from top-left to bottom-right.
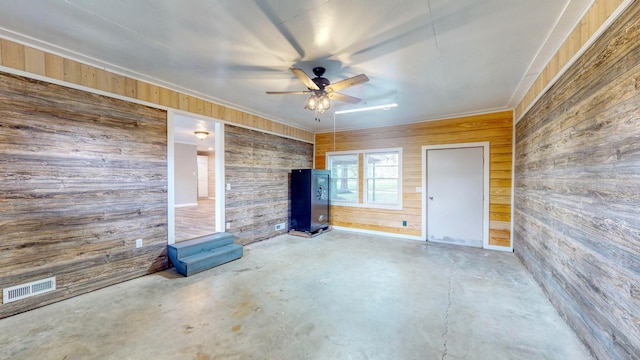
[[226, 183, 231, 190], [226, 222, 231, 230], [275, 222, 286, 231], [136, 239, 143, 248]]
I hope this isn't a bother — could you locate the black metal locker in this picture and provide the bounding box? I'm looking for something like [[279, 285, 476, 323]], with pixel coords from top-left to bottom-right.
[[290, 169, 330, 233]]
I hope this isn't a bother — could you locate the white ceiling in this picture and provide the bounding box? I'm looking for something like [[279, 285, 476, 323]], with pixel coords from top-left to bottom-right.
[[0, 0, 591, 134]]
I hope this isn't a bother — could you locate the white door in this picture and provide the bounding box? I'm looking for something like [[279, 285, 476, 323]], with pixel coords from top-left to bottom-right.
[[427, 147, 483, 247], [197, 155, 209, 198]]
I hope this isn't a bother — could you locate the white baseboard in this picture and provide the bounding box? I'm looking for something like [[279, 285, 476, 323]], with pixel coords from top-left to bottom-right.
[[175, 203, 198, 208], [484, 244, 514, 252], [330, 226, 423, 241], [331, 225, 514, 252]]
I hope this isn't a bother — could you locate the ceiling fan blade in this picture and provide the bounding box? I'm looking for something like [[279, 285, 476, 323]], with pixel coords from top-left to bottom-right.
[[266, 91, 312, 95], [290, 68, 320, 90], [326, 74, 369, 93], [329, 92, 362, 104]]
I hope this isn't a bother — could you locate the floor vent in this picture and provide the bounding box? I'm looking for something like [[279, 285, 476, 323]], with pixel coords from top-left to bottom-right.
[[3, 277, 56, 303]]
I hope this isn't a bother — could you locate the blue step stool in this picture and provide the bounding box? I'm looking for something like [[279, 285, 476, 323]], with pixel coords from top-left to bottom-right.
[[167, 232, 243, 276]]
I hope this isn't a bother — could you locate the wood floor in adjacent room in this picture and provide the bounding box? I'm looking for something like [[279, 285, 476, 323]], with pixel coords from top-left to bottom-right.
[[175, 198, 216, 242]]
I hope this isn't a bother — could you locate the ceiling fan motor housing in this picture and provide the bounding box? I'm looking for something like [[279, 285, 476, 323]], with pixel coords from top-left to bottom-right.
[[266, 66, 368, 106], [311, 67, 330, 91]]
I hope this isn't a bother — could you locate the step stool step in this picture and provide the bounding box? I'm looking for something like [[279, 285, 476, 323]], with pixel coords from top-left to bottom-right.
[[168, 232, 235, 259], [172, 243, 243, 277]]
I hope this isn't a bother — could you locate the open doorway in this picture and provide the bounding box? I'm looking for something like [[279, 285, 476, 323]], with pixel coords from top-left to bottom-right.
[[168, 111, 225, 244]]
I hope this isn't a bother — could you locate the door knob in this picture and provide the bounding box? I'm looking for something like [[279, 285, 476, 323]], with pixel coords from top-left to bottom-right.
[[429, 196, 434, 200]]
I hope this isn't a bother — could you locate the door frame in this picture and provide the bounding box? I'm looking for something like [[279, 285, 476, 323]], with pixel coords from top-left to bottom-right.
[[167, 110, 225, 245], [421, 142, 490, 249]]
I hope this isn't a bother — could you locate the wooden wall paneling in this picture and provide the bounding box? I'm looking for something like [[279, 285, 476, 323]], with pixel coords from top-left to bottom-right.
[[315, 111, 513, 245], [159, 87, 179, 109], [95, 68, 112, 93], [0, 71, 168, 318], [24, 47, 45, 75], [80, 63, 97, 89], [136, 81, 152, 103], [203, 100, 213, 118], [63, 58, 82, 84], [514, 2, 640, 358], [208, 151, 215, 198], [1, 39, 25, 70], [44, 53, 64, 80], [0, 39, 314, 142], [516, 0, 625, 119], [124, 77, 137, 99], [225, 125, 313, 245]]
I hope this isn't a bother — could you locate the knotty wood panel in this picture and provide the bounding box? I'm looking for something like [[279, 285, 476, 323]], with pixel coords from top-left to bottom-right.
[[225, 125, 313, 245], [315, 111, 513, 247], [515, 0, 625, 120], [0, 72, 168, 318], [0, 37, 314, 143], [514, 2, 640, 358]]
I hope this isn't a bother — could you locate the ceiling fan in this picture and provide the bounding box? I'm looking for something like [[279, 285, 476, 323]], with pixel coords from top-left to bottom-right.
[[266, 67, 369, 113]]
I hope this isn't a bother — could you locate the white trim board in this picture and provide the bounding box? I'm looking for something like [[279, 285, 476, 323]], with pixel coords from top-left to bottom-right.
[[330, 226, 422, 241], [329, 226, 511, 253], [167, 111, 176, 245], [420, 142, 509, 252], [174, 203, 199, 208]]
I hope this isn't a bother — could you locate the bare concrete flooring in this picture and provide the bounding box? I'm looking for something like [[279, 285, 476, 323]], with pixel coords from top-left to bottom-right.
[[0, 231, 591, 360]]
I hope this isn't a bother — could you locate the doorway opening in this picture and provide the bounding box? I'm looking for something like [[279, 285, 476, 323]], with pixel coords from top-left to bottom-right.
[[167, 110, 225, 244], [421, 142, 490, 248]]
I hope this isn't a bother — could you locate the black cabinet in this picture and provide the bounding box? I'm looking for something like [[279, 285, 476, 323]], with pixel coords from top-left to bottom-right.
[[290, 169, 330, 233]]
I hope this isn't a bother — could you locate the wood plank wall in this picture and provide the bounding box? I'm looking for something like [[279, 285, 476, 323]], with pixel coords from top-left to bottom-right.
[[225, 125, 313, 245], [515, 0, 625, 120], [0, 38, 314, 143], [0, 72, 168, 318], [315, 111, 513, 247], [514, 1, 640, 358]]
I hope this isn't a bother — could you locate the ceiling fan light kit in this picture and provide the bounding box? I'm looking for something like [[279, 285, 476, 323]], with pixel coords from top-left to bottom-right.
[[306, 93, 331, 113], [267, 66, 369, 114]]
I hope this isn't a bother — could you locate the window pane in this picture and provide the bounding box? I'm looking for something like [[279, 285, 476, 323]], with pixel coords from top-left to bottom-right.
[[366, 179, 398, 204], [328, 154, 358, 203], [365, 151, 400, 206]]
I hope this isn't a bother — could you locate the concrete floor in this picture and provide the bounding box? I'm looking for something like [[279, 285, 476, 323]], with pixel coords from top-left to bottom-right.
[[0, 231, 591, 360]]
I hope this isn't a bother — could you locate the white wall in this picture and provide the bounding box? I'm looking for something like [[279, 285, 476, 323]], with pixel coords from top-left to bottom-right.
[[174, 143, 198, 206]]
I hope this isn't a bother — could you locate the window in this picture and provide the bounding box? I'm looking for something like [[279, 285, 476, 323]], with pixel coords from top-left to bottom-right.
[[327, 153, 358, 204], [326, 148, 402, 209], [365, 151, 400, 206]]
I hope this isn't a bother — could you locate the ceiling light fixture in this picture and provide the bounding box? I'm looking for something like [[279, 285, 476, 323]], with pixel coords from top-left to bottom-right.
[[305, 93, 331, 114], [194, 130, 209, 140], [334, 103, 398, 115]]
